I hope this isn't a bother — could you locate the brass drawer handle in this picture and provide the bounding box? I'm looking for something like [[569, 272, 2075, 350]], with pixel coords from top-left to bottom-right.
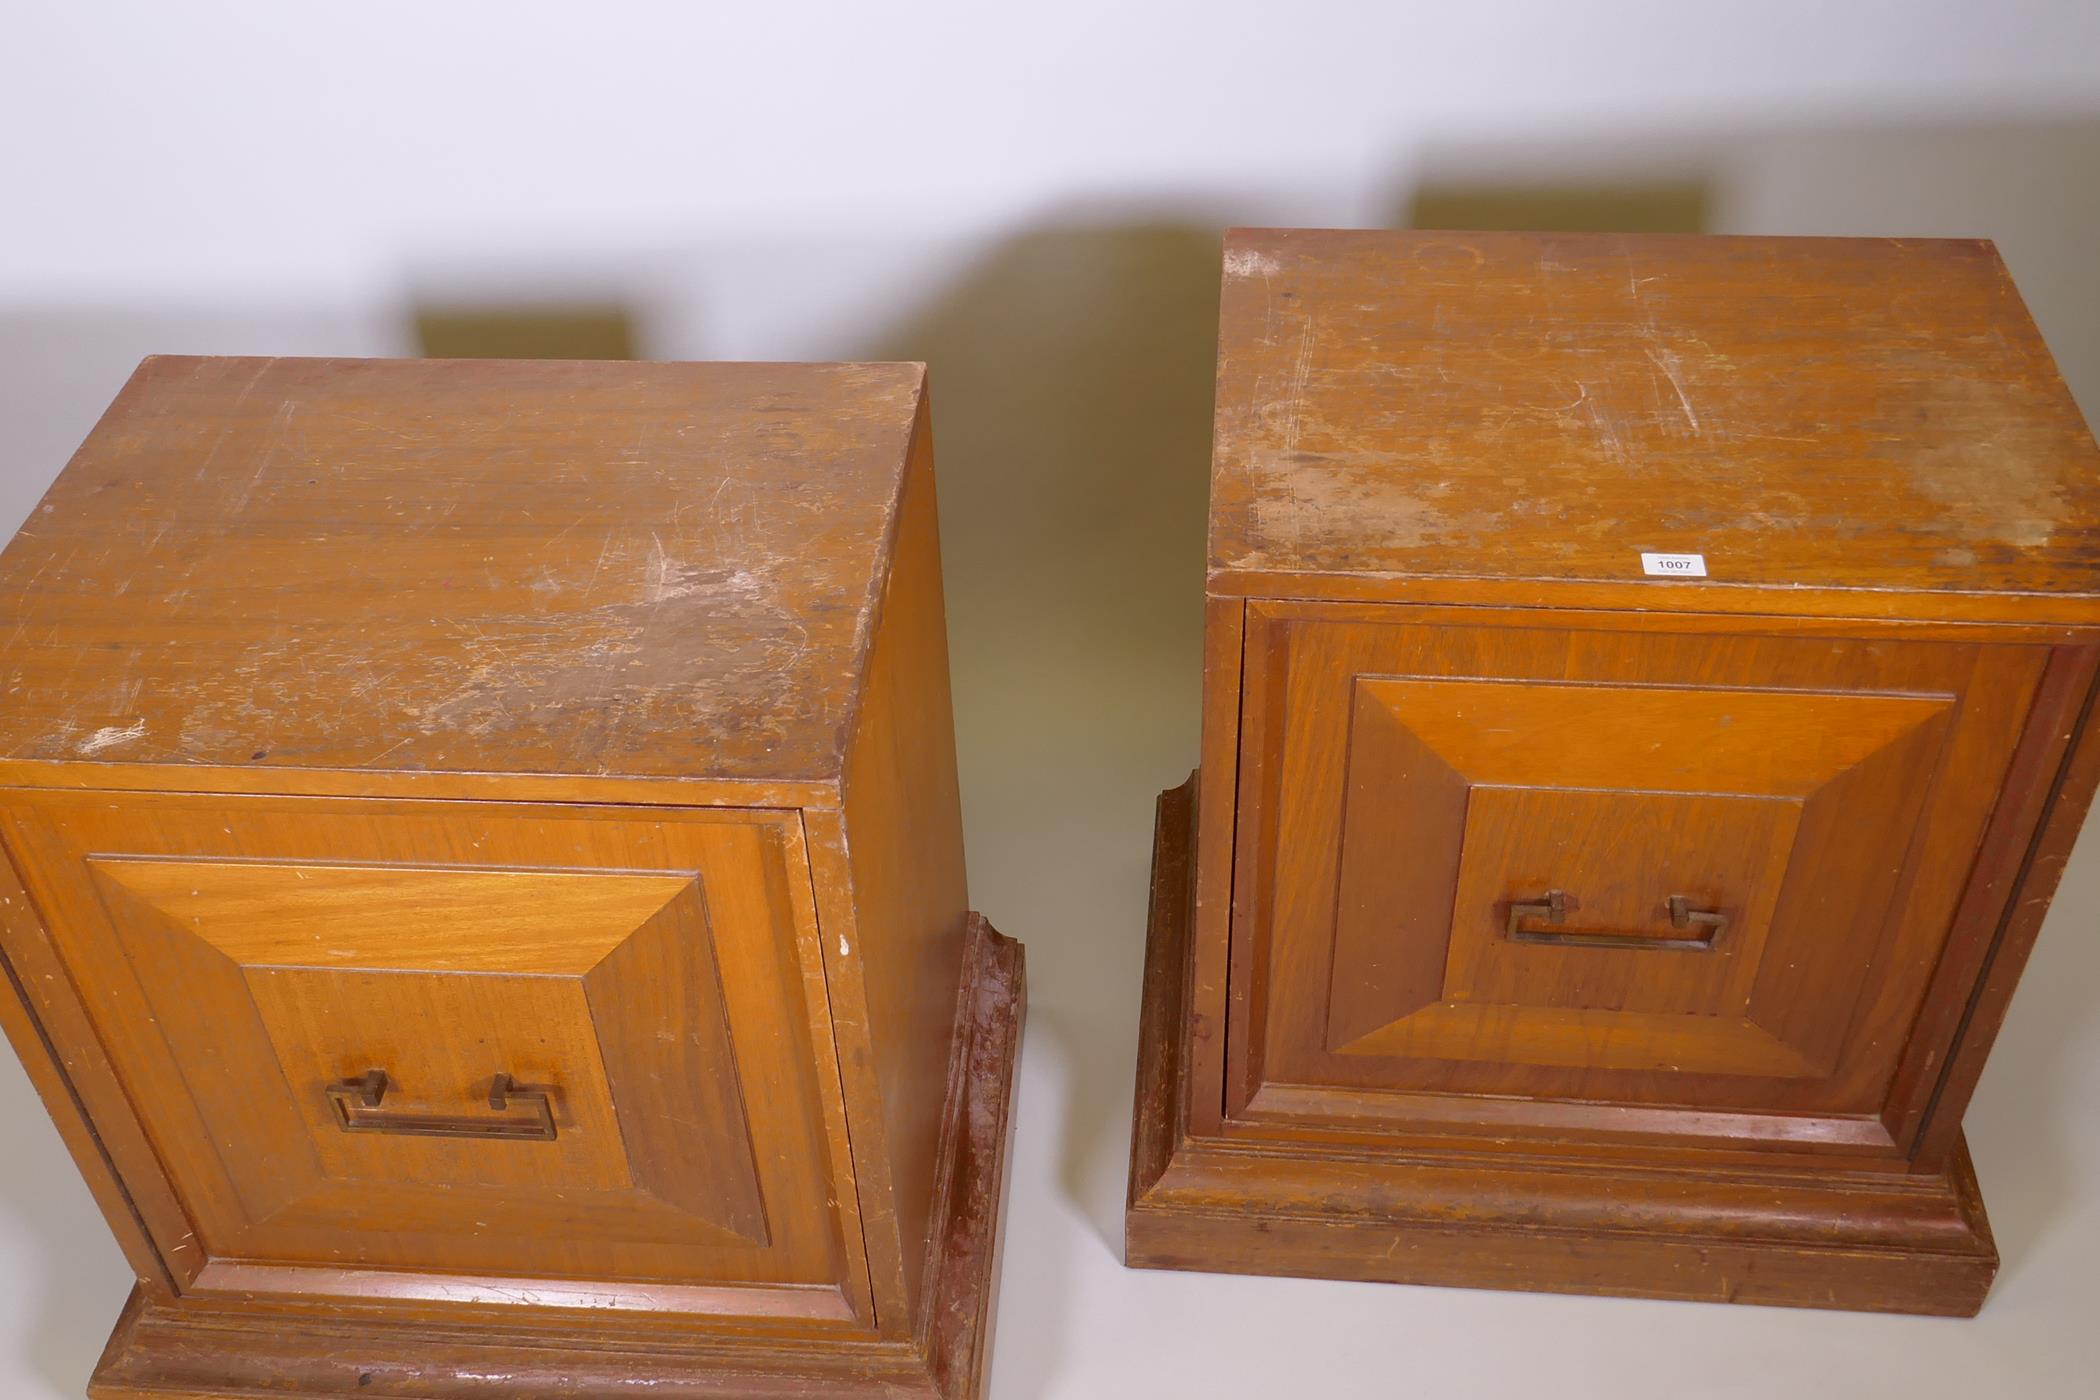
[[1505, 889, 1568, 938], [1666, 895, 1729, 941], [1506, 890, 1726, 951], [325, 1069, 558, 1141]]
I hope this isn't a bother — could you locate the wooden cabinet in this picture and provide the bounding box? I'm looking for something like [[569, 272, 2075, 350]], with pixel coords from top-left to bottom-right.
[[1127, 229, 2100, 1315], [0, 357, 1023, 1397]]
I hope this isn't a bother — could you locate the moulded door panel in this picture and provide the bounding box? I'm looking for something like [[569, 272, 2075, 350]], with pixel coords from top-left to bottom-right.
[[1230, 608, 2048, 1152], [0, 791, 866, 1325]]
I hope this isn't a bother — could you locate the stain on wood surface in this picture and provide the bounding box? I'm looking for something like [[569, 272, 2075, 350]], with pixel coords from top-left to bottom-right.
[[0, 356, 926, 781], [1211, 229, 2100, 599]]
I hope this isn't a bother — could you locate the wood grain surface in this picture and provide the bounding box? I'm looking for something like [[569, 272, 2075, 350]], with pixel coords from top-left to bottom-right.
[[0, 355, 926, 785], [1211, 229, 2100, 615]]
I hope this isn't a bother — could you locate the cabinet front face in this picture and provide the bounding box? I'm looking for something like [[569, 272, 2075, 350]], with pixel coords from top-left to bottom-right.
[[1227, 603, 2064, 1156], [0, 793, 867, 1326]]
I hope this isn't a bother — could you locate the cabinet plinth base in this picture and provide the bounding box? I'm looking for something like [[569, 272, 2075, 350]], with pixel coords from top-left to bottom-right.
[[1125, 777, 1999, 1317], [86, 916, 1025, 1400]]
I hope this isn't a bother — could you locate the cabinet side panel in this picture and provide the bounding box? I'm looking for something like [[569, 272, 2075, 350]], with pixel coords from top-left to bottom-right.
[[1913, 652, 2100, 1165], [835, 399, 972, 1332]]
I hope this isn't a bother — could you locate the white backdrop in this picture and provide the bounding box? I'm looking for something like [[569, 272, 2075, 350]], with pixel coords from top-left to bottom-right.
[[3, 4, 2100, 1397]]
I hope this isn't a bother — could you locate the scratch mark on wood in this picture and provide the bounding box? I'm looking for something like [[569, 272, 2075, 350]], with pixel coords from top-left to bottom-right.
[[1646, 347, 1702, 434], [77, 718, 147, 755]]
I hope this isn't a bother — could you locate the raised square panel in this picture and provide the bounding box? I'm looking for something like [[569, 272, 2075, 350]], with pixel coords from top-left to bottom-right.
[[1237, 611, 2045, 1147], [0, 793, 859, 1320], [88, 858, 766, 1244], [1324, 675, 1949, 1080], [1445, 787, 1799, 1018]]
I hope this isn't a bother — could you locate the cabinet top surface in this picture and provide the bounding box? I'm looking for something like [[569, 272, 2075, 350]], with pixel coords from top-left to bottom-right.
[[0, 355, 926, 784], [1211, 228, 2100, 613]]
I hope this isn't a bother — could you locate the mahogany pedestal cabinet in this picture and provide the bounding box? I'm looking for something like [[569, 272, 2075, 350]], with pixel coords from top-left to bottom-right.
[[1126, 228, 2100, 1315], [0, 356, 1024, 1397]]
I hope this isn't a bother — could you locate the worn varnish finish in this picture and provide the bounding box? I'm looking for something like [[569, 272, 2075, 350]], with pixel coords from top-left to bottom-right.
[[0, 355, 923, 789], [1209, 229, 2100, 621], [1127, 230, 2100, 1315], [0, 356, 1024, 1398]]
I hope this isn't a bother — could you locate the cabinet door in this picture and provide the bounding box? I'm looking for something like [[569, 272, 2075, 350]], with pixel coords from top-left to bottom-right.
[[0, 793, 868, 1327], [1228, 604, 2062, 1156]]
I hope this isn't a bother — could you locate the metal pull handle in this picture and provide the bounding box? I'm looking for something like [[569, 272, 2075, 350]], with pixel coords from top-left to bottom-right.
[[1505, 889, 1726, 951], [326, 1069, 558, 1141], [1505, 889, 1568, 938], [1666, 895, 1729, 941]]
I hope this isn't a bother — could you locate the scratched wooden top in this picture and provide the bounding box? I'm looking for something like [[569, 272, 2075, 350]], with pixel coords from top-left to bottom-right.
[[0, 356, 927, 783], [1211, 229, 2100, 613]]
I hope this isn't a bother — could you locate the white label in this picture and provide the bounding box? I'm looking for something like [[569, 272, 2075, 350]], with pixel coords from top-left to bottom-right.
[[1640, 551, 1707, 578]]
